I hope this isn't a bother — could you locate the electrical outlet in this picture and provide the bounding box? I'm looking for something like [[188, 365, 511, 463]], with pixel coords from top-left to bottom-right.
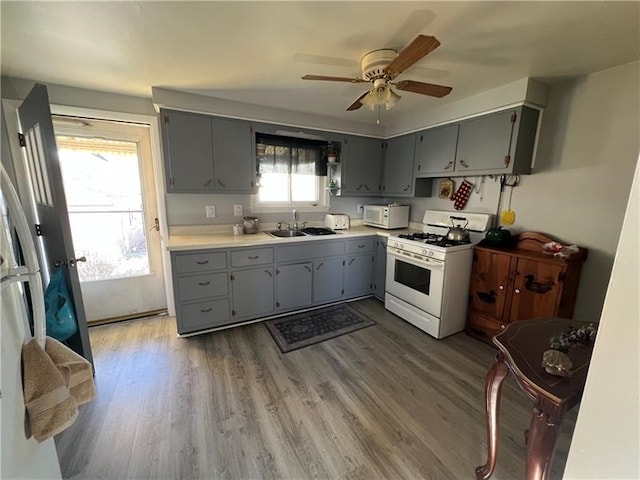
[[234, 204, 243, 216], [205, 205, 216, 218], [357, 204, 364, 213]]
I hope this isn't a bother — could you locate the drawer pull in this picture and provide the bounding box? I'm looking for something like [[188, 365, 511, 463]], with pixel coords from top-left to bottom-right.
[[357, 244, 365, 248], [196, 260, 209, 265], [500, 324, 506, 330], [499, 285, 504, 290], [514, 288, 521, 294], [248, 255, 260, 260], [198, 281, 211, 286], [200, 307, 213, 313]]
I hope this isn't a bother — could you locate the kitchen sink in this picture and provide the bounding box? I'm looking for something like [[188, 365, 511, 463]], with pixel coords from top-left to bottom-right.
[[265, 229, 307, 238], [300, 227, 337, 235]]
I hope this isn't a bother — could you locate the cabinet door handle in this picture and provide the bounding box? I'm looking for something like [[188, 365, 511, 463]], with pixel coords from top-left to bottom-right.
[[198, 281, 211, 286], [444, 161, 454, 170], [316, 262, 324, 270], [196, 260, 209, 265], [248, 255, 259, 260], [264, 270, 272, 277], [364, 184, 370, 191], [348, 258, 355, 265], [200, 307, 213, 313], [304, 265, 311, 272], [459, 160, 469, 168], [356, 184, 363, 191], [500, 324, 506, 330], [514, 288, 520, 294], [403, 184, 410, 192], [203, 179, 213, 187], [498, 285, 504, 290], [217, 179, 226, 188]]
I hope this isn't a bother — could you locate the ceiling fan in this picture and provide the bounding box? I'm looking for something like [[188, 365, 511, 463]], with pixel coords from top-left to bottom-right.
[[301, 35, 452, 112]]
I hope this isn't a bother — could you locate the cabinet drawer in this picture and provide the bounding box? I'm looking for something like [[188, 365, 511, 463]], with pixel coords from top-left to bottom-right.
[[231, 247, 274, 267], [346, 238, 374, 253], [177, 272, 228, 302], [276, 240, 344, 262], [174, 251, 227, 274], [178, 298, 231, 334]]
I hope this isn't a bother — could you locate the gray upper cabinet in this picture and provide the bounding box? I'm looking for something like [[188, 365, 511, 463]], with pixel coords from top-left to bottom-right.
[[381, 134, 416, 196], [212, 117, 255, 192], [161, 109, 255, 194], [340, 135, 382, 196], [162, 109, 215, 192], [415, 124, 459, 176], [413, 106, 540, 178]]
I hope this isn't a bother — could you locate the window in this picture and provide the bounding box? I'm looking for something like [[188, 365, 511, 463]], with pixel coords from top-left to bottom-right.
[[253, 134, 329, 211]]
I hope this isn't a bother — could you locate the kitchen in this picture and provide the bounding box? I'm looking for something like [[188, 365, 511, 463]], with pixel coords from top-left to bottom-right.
[[1, 2, 639, 479]]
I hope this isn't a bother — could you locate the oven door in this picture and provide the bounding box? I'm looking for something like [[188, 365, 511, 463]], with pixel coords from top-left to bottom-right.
[[385, 248, 445, 318]]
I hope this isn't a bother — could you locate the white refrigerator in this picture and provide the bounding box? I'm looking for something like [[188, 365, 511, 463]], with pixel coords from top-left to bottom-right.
[[1, 165, 62, 479]]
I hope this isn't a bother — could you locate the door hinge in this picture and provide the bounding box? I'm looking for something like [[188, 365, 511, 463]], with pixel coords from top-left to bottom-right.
[[342, 259, 345, 266], [558, 271, 566, 283], [276, 269, 280, 275], [34, 224, 42, 236], [232, 309, 236, 316], [276, 301, 280, 307], [18, 133, 26, 147], [341, 289, 344, 295], [169, 177, 175, 188], [164, 114, 170, 124], [511, 112, 517, 124], [230, 274, 235, 281]]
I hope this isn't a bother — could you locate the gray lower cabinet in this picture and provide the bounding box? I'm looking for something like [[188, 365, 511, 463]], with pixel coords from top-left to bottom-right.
[[345, 238, 374, 297], [276, 263, 312, 311], [313, 257, 345, 304], [231, 268, 275, 320], [381, 134, 416, 196], [171, 250, 231, 335], [161, 109, 255, 194], [373, 237, 387, 300]]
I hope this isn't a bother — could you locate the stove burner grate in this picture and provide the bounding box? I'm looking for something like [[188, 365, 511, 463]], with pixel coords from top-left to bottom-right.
[[397, 232, 471, 247]]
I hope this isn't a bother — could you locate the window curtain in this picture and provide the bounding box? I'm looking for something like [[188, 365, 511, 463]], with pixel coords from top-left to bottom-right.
[[256, 133, 325, 177]]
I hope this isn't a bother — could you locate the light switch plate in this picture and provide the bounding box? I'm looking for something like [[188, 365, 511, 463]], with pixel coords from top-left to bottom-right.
[[205, 205, 216, 218], [234, 204, 243, 216]]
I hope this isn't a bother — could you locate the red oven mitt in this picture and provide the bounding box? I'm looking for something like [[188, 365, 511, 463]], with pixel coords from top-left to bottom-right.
[[452, 179, 473, 210]]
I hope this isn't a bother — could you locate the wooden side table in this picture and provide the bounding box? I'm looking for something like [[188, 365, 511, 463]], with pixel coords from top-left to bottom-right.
[[476, 317, 594, 480]]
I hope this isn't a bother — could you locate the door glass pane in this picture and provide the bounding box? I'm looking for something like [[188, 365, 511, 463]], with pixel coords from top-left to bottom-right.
[[394, 259, 431, 295], [56, 136, 150, 282]]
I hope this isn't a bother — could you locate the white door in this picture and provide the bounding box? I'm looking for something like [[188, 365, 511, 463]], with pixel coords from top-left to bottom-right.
[[53, 117, 166, 322]]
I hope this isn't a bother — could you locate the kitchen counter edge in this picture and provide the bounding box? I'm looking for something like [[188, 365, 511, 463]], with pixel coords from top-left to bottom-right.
[[167, 226, 413, 251]]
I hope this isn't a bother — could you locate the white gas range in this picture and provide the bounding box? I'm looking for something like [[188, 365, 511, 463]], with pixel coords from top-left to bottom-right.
[[385, 210, 492, 339]]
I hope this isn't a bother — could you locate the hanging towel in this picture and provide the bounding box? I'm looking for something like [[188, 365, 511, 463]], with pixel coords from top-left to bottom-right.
[[22, 338, 78, 443], [45, 337, 95, 406]]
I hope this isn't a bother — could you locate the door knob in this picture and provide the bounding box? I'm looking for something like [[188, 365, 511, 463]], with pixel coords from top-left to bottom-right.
[[149, 217, 160, 232], [69, 256, 86, 267], [514, 288, 520, 294]]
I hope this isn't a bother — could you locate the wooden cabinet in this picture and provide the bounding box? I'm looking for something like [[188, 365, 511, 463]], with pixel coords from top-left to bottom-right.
[[466, 232, 588, 345], [276, 263, 312, 312], [381, 134, 416, 196], [340, 135, 382, 195], [373, 237, 387, 300], [161, 109, 255, 193], [414, 124, 459, 176]]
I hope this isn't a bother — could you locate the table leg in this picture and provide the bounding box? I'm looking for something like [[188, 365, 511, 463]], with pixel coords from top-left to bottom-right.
[[525, 403, 561, 480], [476, 356, 510, 480]]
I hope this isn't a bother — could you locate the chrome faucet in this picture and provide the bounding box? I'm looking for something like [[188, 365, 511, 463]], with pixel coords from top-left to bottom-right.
[[292, 209, 298, 230]]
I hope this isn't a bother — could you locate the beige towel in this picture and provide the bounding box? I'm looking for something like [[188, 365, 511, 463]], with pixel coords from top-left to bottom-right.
[[22, 338, 78, 442], [45, 337, 95, 406]]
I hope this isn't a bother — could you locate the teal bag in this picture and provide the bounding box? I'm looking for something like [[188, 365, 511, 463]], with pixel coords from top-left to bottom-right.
[[45, 267, 78, 341]]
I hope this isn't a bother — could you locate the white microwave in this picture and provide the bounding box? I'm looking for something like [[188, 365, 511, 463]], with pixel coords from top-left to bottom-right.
[[363, 204, 410, 229]]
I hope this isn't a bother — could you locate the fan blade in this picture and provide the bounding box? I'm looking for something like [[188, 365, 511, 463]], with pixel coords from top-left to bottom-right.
[[301, 74, 366, 83], [346, 91, 370, 111], [394, 80, 452, 98], [384, 35, 441, 80]]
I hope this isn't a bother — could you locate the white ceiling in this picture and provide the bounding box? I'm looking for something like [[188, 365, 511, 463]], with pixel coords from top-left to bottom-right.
[[2, 1, 639, 126]]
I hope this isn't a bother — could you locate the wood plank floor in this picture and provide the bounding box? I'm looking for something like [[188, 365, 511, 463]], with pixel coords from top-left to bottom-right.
[[55, 298, 577, 479]]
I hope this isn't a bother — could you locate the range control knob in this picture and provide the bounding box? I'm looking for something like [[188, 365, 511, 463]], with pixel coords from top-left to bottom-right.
[[427, 250, 434, 257]]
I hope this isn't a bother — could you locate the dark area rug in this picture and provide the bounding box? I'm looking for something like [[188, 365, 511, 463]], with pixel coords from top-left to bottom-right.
[[264, 303, 376, 353]]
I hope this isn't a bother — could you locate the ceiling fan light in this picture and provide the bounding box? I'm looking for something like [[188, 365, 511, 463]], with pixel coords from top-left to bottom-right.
[[360, 91, 378, 111], [385, 89, 401, 110]]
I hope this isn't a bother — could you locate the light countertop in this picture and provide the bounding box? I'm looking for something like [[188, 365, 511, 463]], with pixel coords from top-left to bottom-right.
[[167, 225, 418, 251]]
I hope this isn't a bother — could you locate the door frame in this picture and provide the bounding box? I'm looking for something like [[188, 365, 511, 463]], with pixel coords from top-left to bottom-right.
[[2, 99, 175, 316]]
